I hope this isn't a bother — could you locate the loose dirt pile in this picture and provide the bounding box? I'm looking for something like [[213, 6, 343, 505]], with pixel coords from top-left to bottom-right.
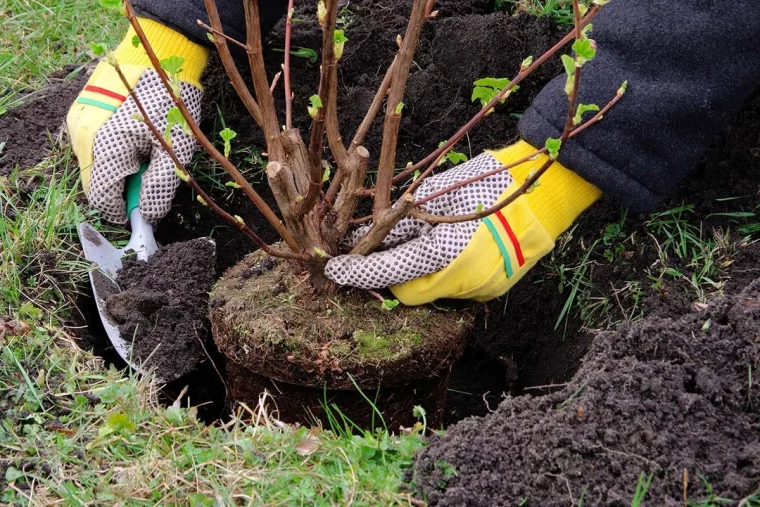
[[103, 238, 216, 380], [414, 278, 760, 505]]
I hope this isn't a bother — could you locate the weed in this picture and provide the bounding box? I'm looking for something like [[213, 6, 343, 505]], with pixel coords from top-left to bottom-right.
[[492, 0, 579, 26], [630, 472, 654, 507]]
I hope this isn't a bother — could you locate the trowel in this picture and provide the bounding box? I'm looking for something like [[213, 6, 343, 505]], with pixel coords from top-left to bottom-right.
[[78, 163, 159, 376]]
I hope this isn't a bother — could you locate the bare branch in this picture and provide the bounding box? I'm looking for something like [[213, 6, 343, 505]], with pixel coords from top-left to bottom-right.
[[123, 0, 300, 252], [373, 0, 429, 215], [323, 146, 370, 244], [201, 0, 263, 126], [243, 0, 284, 159], [350, 194, 415, 255], [112, 61, 307, 261], [196, 20, 248, 50], [308, 0, 347, 171], [349, 56, 397, 152], [283, 0, 296, 130]]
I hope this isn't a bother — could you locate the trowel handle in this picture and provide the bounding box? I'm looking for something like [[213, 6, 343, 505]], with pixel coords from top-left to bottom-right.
[[125, 163, 149, 218]]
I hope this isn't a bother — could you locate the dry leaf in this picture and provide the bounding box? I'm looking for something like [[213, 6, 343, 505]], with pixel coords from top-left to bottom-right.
[[295, 428, 321, 456]]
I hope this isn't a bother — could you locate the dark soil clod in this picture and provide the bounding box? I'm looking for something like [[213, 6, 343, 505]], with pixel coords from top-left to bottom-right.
[[103, 238, 217, 380]]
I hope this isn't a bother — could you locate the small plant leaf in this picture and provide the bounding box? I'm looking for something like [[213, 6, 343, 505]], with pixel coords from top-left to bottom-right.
[[573, 103, 600, 125], [90, 42, 107, 56], [520, 55, 534, 71], [289, 47, 318, 63], [98, 0, 122, 10], [173, 166, 189, 182], [412, 405, 426, 418], [166, 107, 191, 135], [561, 54, 576, 77], [545, 138, 562, 159], [572, 38, 597, 65], [220, 127, 237, 158], [395, 102, 405, 115], [131, 35, 140, 48], [196, 195, 208, 206], [381, 298, 400, 311], [225, 181, 242, 189], [160, 55, 185, 77]]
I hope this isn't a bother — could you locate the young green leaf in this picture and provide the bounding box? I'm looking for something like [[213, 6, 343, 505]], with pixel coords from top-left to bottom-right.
[[436, 141, 468, 166], [174, 167, 190, 182], [475, 203, 484, 214], [317, 0, 327, 26], [617, 80, 629, 97], [225, 181, 242, 189], [322, 162, 332, 183], [219, 127, 237, 158], [395, 102, 405, 116], [308, 94, 323, 119], [381, 298, 400, 311], [90, 42, 107, 56], [166, 107, 191, 135], [572, 38, 597, 65], [545, 138, 562, 159], [160, 55, 185, 77], [131, 35, 140, 48], [573, 103, 600, 125], [289, 47, 318, 63], [196, 195, 208, 206], [333, 30, 348, 60], [471, 77, 516, 113], [561, 54, 576, 77], [520, 56, 534, 71]]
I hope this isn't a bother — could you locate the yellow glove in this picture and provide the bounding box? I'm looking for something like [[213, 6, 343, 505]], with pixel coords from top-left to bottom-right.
[[325, 141, 602, 305], [66, 18, 209, 223]]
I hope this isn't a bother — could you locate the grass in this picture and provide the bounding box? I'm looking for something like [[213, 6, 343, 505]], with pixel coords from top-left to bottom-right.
[[492, 0, 578, 25], [0, 0, 126, 92]]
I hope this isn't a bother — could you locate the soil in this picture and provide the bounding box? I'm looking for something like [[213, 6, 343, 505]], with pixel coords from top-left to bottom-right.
[[413, 279, 760, 505], [210, 248, 474, 428], [0, 65, 90, 174], [102, 238, 217, 380]]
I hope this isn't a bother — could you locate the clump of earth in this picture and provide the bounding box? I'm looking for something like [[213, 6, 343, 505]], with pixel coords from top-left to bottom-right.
[[413, 278, 760, 505], [103, 238, 216, 380]]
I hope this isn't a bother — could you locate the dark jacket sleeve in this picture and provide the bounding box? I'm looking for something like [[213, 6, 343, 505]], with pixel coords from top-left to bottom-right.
[[519, 0, 760, 212], [132, 0, 288, 48]]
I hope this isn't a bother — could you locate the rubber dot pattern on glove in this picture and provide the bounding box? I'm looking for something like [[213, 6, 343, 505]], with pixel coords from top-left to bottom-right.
[[88, 70, 202, 223], [326, 154, 513, 289]]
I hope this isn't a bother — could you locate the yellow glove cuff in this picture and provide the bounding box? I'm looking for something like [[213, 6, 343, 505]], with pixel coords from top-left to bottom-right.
[[487, 140, 602, 239], [114, 17, 209, 89]]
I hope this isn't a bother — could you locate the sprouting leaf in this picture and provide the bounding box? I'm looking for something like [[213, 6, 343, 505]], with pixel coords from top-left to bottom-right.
[[395, 102, 405, 115], [471, 77, 516, 113], [289, 47, 318, 63], [131, 35, 140, 48], [165, 107, 191, 143], [564, 74, 575, 97], [160, 55, 185, 77], [561, 54, 576, 77], [174, 166, 190, 182], [130, 113, 144, 122], [545, 138, 562, 159], [98, 412, 135, 437], [317, 0, 327, 26], [412, 406, 426, 419], [322, 162, 332, 183], [220, 127, 237, 158], [573, 103, 600, 126], [436, 141, 468, 166], [90, 42, 107, 56], [234, 215, 245, 226], [206, 33, 215, 43], [333, 30, 348, 60], [313, 247, 330, 258], [225, 181, 242, 189], [381, 298, 400, 311], [308, 94, 323, 119], [572, 38, 597, 65], [196, 195, 208, 206], [475, 203, 484, 214], [520, 56, 534, 71], [413, 169, 421, 181], [617, 80, 629, 97]]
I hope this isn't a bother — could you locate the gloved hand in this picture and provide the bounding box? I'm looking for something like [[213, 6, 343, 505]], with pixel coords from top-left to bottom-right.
[[66, 18, 209, 224], [325, 141, 602, 305]]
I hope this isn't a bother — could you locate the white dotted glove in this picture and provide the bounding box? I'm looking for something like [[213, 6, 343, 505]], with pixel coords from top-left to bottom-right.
[[69, 70, 202, 224], [325, 153, 511, 289]]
